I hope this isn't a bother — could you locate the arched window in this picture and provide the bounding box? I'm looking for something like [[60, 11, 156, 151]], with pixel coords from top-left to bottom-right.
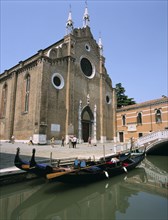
[[137, 112, 142, 125], [24, 74, 30, 112], [122, 115, 126, 126], [0, 83, 8, 117], [155, 109, 162, 123]]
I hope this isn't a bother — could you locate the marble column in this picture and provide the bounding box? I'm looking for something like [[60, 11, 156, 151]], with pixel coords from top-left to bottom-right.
[[78, 100, 82, 143], [93, 104, 97, 144]]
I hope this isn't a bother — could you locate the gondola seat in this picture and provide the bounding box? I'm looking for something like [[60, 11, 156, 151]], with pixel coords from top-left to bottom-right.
[[80, 160, 86, 168]]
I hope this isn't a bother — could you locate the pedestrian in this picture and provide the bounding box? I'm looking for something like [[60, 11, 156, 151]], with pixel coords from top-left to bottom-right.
[[69, 136, 72, 148], [11, 135, 15, 144], [88, 136, 91, 147], [61, 136, 65, 147], [50, 136, 55, 147], [72, 135, 77, 148], [29, 136, 34, 145]]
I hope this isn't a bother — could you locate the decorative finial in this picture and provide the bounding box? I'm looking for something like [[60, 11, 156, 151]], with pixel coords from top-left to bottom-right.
[[98, 32, 103, 55], [83, 0, 90, 27], [66, 4, 74, 34]]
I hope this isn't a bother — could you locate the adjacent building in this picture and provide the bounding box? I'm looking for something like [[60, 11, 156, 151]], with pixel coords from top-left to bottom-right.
[[116, 97, 168, 142]]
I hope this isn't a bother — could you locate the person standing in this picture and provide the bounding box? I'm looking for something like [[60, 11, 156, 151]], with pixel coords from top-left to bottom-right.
[[61, 136, 65, 147], [29, 136, 34, 145], [11, 135, 15, 144], [69, 136, 72, 148], [50, 136, 55, 147], [72, 135, 77, 148], [88, 136, 91, 147]]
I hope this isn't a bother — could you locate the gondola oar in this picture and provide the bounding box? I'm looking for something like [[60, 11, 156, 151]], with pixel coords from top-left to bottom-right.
[[46, 169, 75, 179]]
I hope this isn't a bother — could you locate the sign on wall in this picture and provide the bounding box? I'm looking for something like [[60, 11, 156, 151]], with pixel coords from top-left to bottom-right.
[[51, 124, 60, 132], [127, 124, 137, 132], [68, 124, 74, 135]]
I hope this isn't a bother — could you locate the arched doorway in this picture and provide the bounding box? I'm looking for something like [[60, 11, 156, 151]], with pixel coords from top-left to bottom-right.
[[81, 106, 94, 142]]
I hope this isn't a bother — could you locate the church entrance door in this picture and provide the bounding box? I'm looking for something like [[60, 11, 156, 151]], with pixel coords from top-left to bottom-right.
[[81, 106, 94, 143], [82, 121, 90, 142]]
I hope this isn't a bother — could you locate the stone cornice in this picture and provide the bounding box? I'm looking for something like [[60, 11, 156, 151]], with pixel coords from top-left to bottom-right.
[[0, 55, 76, 82]]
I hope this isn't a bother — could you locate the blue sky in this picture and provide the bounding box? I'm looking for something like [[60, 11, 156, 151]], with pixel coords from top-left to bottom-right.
[[1, 0, 167, 103]]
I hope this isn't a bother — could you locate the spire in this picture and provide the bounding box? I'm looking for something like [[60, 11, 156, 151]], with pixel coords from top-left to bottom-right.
[[66, 5, 74, 34], [98, 32, 103, 56], [83, 1, 90, 27]]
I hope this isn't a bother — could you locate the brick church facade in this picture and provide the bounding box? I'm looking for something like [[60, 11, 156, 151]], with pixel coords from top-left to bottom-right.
[[0, 6, 117, 144]]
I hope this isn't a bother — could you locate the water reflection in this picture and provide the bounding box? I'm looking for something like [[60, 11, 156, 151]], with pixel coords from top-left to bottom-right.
[[0, 156, 167, 220]]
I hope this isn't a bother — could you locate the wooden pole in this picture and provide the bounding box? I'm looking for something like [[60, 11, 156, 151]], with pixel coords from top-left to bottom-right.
[[103, 145, 105, 161], [50, 152, 52, 165]]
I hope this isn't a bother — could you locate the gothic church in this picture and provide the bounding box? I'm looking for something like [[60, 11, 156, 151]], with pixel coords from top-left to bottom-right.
[[0, 5, 116, 144]]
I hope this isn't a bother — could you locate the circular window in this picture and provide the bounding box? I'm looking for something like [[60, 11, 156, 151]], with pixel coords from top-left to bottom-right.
[[106, 95, 111, 104], [52, 73, 64, 90], [53, 76, 61, 87], [80, 57, 95, 78], [85, 44, 90, 51]]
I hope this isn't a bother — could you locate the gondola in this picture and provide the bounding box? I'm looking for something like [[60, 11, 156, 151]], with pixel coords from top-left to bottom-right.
[[14, 146, 134, 178], [46, 152, 146, 184], [14, 146, 144, 181], [14, 147, 53, 177], [14, 147, 99, 177]]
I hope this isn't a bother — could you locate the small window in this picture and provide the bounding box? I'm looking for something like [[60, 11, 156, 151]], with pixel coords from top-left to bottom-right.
[[155, 109, 162, 123], [106, 95, 111, 104], [139, 133, 143, 138], [119, 132, 124, 142], [85, 44, 90, 51], [53, 76, 61, 87], [122, 115, 126, 126], [137, 112, 142, 125]]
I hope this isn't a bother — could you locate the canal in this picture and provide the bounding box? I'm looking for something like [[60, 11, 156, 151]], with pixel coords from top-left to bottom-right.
[[0, 156, 167, 220]]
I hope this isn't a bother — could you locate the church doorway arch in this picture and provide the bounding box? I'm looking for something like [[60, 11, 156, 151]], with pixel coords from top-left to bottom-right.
[[81, 106, 94, 142]]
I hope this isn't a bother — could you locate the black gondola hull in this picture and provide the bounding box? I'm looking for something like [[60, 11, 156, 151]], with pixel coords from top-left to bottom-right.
[[49, 153, 145, 184]]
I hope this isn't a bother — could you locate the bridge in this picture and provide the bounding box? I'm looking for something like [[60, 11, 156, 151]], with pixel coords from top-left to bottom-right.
[[140, 157, 168, 186], [136, 130, 168, 155]]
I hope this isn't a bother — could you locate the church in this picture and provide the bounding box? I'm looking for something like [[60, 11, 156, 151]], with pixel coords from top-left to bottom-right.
[[0, 5, 116, 144]]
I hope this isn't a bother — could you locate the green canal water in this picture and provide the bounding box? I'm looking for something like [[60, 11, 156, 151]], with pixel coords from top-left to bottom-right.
[[0, 156, 167, 220]]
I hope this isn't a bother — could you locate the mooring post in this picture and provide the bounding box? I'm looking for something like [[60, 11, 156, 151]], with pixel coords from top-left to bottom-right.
[[103, 145, 105, 161], [50, 152, 52, 164]]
